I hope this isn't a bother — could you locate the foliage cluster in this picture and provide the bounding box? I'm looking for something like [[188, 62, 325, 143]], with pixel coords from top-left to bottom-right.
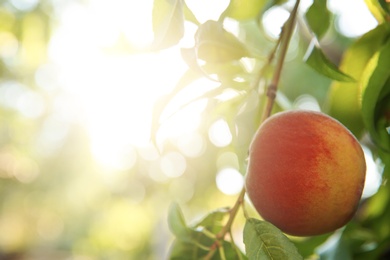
[[0, 0, 389, 259], [151, 0, 390, 259]]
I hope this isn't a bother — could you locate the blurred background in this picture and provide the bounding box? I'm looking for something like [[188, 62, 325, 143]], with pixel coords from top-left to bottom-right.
[[0, 0, 383, 259]]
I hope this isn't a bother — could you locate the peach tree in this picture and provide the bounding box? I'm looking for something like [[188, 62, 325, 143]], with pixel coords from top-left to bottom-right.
[[151, 0, 390, 259]]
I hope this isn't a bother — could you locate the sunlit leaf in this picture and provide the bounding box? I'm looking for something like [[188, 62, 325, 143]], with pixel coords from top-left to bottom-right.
[[168, 202, 191, 240], [364, 0, 390, 23], [150, 68, 202, 144], [192, 207, 229, 232], [304, 43, 354, 82], [305, 0, 331, 40], [152, 0, 184, 50], [223, 0, 267, 21], [361, 39, 390, 151], [195, 20, 250, 63], [243, 218, 303, 260], [325, 23, 390, 138], [183, 0, 199, 25], [180, 47, 219, 81]]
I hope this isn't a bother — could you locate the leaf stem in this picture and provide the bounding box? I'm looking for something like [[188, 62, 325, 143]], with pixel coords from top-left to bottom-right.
[[203, 188, 246, 260], [217, 187, 246, 240]]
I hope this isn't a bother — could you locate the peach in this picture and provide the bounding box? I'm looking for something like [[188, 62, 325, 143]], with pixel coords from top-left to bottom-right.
[[245, 110, 366, 236]]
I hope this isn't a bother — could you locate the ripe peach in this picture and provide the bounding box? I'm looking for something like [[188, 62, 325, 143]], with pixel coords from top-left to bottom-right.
[[245, 110, 366, 236]]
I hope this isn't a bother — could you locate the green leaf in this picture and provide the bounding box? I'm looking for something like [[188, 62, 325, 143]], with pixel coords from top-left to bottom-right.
[[361, 39, 390, 152], [293, 234, 331, 258], [317, 232, 352, 260], [325, 23, 390, 138], [379, 0, 390, 14], [304, 43, 355, 82], [364, 0, 390, 23], [152, 0, 184, 50], [192, 207, 229, 233], [169, 237, 247, 260], [223, 0, 267, 21], [243, 218, 303, 260], [183, 0, 199, 25], [168, 202, 191, 240], [305, 0, 331, 40], [195, 20, 250, 63]]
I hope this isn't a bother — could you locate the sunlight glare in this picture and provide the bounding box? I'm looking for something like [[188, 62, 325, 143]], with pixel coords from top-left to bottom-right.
[[262, 7, 290, 39], [160, 152, 187, 178], [362, 146, 382, 199], [176, 132, 206, 158], [185, 0, 229, 23], [208, 119, 233, 147], [49, 0, 197, 170], [328, 0, 377, 37], [216, 168, 244, 195]]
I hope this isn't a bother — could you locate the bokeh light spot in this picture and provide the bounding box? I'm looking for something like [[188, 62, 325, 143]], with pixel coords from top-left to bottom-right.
[[208, 119, 233, 147], [362, 146, 382, 199], [176, 132, 206, 158], [216, 168, 244, 195], [329, 0, 377, 38], [160, 152, 187, 178], [293, 95, 321, 112], [262, 7, 290, 39]]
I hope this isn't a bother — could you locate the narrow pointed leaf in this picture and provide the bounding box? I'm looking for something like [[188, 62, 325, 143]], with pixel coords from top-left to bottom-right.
[[364, 0, 389, 23], [193, 208, 229, 229], [326, 23, 390, 138], [152, 0, 184, 50], [305, 0, 331, 40], [304, 43, 354, 82], [361, 39, 390, 151], [243, 218, 303, 260], [168, 202, 191, 240], [183, 1, 199, 25]]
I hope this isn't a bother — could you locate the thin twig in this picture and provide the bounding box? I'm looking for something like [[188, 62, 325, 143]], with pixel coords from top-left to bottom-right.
[[261, 0, 301, 121]]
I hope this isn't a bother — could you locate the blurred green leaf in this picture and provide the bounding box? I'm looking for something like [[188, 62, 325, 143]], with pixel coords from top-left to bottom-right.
[[168, 202, 191, 240], [317, 233, 352, 260], [169, 231, 212, 259], [169, 208, 246, 259], [364, 0, 390, 23], [152, 0, 184, 50], [183, 0, 199, 25], [325, 23, 390, 138], [192, 207, 229, 233], [304, 43, 354, 82], [243, 218, 303, 260], [169, 236, 246, 260], [223, 0, 267, 21], [195, 20, 250, 63], [293, 234, 331, 258], [379, 0, 390, 14], [361, 39, 390, 151], [305, 0, 331, 40]]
